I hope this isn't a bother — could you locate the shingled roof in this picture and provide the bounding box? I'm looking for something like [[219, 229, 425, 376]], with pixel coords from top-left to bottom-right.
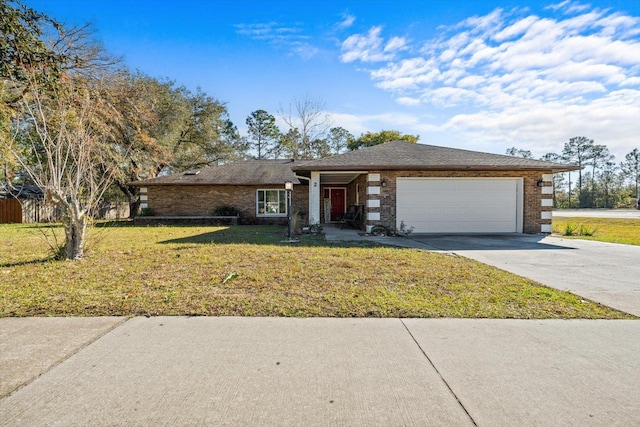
[[130, 159, 304, 186], [293, 141, 579, 173], [131, 142, 578, 186]]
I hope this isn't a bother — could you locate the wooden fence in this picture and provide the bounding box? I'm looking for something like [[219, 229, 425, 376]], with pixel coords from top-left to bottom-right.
[[0, 198, 22, 223], [0, 199, 128, 224]]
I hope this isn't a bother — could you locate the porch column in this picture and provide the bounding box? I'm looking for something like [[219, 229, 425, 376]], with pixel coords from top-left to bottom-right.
[[365, 173, 381, 233], [309, 171, 321, 225]]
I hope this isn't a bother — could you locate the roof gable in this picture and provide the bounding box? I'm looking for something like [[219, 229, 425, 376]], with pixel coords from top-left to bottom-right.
[[292, 141, 579, 172]]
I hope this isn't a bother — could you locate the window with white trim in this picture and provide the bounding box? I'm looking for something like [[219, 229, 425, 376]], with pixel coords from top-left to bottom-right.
[[257, 189, 287, 216]]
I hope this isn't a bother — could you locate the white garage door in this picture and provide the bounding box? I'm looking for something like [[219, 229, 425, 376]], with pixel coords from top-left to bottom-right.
[[396, 178, 523, 233]]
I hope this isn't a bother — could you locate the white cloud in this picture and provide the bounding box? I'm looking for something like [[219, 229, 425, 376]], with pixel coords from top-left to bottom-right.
[[340, 26, 406, 63], [337, 13, 356, 29], [338, 3, 640, 159], [234, 21, 318, 59], [396, 96, 421, 106], [329, 111, 437, 136]]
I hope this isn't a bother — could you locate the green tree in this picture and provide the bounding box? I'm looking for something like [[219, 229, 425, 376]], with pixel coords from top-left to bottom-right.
[[274, 127, 300, 159], [541, 152, 566, 208], [1, 0, 67, 186], [310, 137, 331, 158], [596, 161, 622, 208], [621, 148, 640, 199], [110, 74, 245, 217], [246, 109, 279, 159], [326, 127, 354, 155], [562, 136, 594, 208], [348, 130, 419, 150], [506, 147, 533, 158], [588, 145, 613, 207]]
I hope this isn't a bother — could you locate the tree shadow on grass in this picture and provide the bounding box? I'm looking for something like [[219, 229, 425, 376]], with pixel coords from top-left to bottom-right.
[[157, 226, 381, 249], [1, 257, 54, 268]]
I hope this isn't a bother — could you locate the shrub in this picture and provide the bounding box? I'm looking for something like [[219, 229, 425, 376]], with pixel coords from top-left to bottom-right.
[[138, 207, 153, 217], [213, 206, 240, 216]]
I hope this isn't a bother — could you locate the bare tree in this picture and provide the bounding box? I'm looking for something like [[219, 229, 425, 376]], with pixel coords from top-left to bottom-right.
[[2, 2, 122, 259], [279, 94, 331, 159], [8, 74, 123, 259]]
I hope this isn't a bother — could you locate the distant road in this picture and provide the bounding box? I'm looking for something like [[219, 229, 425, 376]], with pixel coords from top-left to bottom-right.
[[553, 209, 640, 219]]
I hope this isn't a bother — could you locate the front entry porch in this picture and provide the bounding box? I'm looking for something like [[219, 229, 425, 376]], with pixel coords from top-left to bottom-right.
[[302, 170, 379, 232]]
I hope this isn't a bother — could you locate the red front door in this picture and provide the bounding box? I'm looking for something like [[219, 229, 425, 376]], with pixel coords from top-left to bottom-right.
[[330, 188, 345, 221]]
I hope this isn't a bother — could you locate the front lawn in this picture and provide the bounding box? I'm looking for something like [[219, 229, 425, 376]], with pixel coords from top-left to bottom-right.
[[0, 223, 633, 319], [553, 216, 640, 246]]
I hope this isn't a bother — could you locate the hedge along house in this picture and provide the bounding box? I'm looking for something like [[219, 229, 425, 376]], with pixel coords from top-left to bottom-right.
[[291, 141, 579, 234], [131, 141, 579, 233], [130, 159, 309, 224]]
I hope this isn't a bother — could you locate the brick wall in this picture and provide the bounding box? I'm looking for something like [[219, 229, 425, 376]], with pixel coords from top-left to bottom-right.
[[366, 170, 551, 234], [145, 185, 309, 225]]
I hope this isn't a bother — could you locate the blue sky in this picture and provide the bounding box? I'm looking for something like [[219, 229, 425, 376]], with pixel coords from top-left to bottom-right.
[[23, 0, 640, 160]]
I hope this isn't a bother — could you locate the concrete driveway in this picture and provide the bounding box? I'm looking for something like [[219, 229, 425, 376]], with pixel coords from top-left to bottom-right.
[[410, 234, 640, 317]]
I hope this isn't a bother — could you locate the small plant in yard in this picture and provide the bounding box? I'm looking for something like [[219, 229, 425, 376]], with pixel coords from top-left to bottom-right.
[[396, 221, 414, 237], [578, 225, 598, 236], [370, 221, 414, 237], [562, 223, 578, 236], [308, 223, 323, 234], [555, 222, 597, 237]]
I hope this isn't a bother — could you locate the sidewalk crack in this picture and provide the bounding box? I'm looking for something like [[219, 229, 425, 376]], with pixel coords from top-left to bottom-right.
[[400, 319, 478, 426]]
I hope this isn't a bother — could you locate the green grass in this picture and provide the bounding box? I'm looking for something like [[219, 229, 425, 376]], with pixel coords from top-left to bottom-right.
[[0, 223, 634, 319], [553, 217, 640, 246]]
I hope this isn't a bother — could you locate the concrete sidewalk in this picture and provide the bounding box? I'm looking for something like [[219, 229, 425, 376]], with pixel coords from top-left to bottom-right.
[[1, 317, 639, 426]]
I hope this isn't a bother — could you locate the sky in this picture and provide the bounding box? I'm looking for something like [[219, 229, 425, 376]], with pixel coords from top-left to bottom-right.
[[23, 0, 640, 161]]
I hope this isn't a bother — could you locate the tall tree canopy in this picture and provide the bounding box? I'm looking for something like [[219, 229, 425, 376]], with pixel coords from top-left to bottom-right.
[[348, 130, 419, 150], [110, 72, 246, 217], [621, 148, 640, 199], [246, 109, 279, 159], [505, 147, 533, 158], [326, 127, 354, 155]]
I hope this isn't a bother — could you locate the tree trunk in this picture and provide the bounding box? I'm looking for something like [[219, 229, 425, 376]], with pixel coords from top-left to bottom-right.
[[62, 198, 87, 260], [116, 182, 140, 219], [64, 215, 86, 260]]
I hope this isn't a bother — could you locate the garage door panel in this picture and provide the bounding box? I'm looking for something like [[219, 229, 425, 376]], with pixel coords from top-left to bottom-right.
[[397, 178, 521, 233]]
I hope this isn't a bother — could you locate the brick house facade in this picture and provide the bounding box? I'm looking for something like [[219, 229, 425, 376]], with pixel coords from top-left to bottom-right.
[[131, 142, 577, 234], [142, 185, 309, 225]]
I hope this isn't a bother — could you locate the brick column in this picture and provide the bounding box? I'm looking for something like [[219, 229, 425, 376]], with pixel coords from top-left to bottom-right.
[[540, 173, 553, 233], [365, 173, 381, 233]]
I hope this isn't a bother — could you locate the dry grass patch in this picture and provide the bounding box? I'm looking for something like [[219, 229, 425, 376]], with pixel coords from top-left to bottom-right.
[[0, 223, 633, 319], [553, 216, 640, 246]]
